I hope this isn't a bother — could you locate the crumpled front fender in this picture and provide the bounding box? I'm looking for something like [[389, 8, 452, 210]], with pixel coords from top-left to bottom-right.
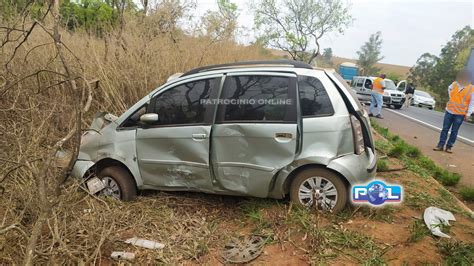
[[71, 159, 95, 179]]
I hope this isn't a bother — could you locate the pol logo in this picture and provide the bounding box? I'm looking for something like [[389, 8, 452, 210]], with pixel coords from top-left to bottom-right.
[[352, 180, 402, 206]]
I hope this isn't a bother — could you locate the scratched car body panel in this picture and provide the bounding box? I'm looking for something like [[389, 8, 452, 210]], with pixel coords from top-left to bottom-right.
[[72, 60, 377, 210]]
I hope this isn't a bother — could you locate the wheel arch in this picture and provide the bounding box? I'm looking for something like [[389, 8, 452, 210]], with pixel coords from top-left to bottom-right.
[[84, 158, 139, 190], [281, 163, 350, 196]]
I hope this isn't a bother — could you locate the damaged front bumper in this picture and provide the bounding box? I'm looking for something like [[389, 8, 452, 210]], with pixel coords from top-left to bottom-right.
[[71, 159, 94, 179]]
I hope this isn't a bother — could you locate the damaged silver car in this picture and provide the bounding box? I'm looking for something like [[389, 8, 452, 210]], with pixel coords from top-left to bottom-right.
[[72, 60, 376, 212]]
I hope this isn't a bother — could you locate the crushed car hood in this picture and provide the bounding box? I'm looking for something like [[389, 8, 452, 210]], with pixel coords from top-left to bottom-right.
[[90, 112, 118, 132]]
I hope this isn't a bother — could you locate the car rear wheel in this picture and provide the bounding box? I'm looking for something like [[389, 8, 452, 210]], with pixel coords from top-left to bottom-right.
[[97, 166, 137, 201], [289, 168, 347, 213]]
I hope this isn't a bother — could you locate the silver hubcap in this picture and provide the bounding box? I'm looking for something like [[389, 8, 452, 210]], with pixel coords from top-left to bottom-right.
[[298, 176, 338, 211], [101, 176, 121, 199]]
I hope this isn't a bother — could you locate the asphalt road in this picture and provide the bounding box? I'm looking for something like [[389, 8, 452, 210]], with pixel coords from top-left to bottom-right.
[[383, 106, 474, 145]]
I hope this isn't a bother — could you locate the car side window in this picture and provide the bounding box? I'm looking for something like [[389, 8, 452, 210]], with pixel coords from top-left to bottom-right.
[[356, 78, 363, 87], [298, 76, 334, 117], [364, 79, 372, 89], [150, 78, 218, 126], [218, 75, 293, 122]]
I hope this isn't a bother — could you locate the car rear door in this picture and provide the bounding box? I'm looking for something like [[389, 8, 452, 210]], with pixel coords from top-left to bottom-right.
[[135, 76, 221, 191], [211, 72, 298, 197]]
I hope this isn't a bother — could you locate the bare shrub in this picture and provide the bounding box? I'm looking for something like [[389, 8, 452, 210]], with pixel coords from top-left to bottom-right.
[[0, 1, 272, 263]]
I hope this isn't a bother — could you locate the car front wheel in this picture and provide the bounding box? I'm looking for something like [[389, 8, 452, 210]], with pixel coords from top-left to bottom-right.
[[290, 168, 347, 213], [97, 166, 137, 201]]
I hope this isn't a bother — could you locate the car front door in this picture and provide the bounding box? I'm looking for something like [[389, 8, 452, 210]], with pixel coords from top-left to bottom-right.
[[211, 73, 298, 197], [135, 76, 221, 192]]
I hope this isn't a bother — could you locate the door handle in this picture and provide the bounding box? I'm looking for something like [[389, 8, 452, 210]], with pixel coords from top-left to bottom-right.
[[192, 133, 207, 140], [275, 133, 292, 139]]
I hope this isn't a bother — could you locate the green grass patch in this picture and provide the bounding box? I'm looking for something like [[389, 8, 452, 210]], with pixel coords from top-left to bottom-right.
[[437, 241, 474, 265], [408, 219, 430, 242], [359, 205, 395, 223], [374, 139, 391, 154], [433, 169, 461, 186], [371, 120, 461, 186], [459, 187, 474, 201], [315, 229, 386, 264], [387, 142, 407, 158], [239, 199, 275, 232], [405, 189, 461, 213], [377, 159, 390, 172]]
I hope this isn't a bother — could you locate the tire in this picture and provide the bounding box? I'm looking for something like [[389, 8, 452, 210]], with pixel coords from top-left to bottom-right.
[[394, 105, 402, 109], [97, 166, 137, 201], [289, 168, 347, 213]]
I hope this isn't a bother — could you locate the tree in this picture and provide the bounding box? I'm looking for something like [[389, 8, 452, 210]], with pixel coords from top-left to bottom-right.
[[408, 26, 474, 105], [357, 31, 384, 76], [408, 52, 438, 87], [202, 0, 238, 41], [253, 0, 352, 64], [320, 47, 333, 67]]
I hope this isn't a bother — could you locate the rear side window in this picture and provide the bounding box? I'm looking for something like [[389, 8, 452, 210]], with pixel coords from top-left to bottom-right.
[[298, 76, 334, 117], [218, 75, 293, 122], [356, 78, 363, 87], [151, 78, 218, 125], [364, 79, 372, 89]]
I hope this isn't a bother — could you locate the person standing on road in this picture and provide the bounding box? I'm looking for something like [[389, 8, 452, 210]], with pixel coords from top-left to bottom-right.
[[369, 74, 386, 119], [404, 83, 415, 108], [434, 70, 473, 153]]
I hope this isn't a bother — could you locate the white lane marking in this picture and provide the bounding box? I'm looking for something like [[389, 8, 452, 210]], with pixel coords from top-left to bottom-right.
[[385, 108, 474, 145]]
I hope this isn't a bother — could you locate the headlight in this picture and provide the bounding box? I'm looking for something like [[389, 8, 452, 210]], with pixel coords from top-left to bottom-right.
[[383, 91, 390, 96]]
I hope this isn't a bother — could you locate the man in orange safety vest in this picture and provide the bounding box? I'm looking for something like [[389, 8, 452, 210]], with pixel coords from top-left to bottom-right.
[[434, 70, 473, 153], [368, 74, 386, 119]]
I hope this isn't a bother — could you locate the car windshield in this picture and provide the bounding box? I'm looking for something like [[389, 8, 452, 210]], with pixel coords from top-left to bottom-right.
[[415, 90, 432, 98], [384, 79, 397, 90]]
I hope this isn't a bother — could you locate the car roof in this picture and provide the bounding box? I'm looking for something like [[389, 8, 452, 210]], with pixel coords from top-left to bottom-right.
[[166, 60, 330, 85], [181, 60, 313, 77]]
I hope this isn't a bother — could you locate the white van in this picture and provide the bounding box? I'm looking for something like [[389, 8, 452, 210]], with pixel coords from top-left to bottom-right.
[[351, 76, 406, 109]]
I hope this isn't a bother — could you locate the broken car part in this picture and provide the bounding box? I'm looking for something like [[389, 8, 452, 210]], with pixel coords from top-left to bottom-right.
[[110, 251, 135, 261], [423, 206, 456, 238], [125, 237, 165, 249], [221, 235, 265, 263]]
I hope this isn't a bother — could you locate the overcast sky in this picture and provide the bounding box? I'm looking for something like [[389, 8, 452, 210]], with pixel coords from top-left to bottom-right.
[[191, 0, 473, 66]]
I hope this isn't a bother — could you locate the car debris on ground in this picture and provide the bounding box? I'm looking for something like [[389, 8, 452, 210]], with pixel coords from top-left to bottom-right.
[[220, 235, 265, 264], [110, 251, 135, 261], [124, 237, 165, 249], [423, 206, 456, 238]]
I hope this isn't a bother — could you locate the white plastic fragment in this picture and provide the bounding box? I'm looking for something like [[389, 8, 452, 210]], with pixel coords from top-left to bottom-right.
[[111, 251, 135, 261], [423, 206, 456, 238], [125, 237, 165, 249]]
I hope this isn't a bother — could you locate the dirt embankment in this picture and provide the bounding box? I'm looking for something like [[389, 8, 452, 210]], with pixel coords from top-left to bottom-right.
[[1, 131, 473, 264]]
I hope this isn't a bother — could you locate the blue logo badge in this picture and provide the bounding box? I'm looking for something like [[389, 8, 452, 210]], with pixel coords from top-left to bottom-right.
[[352, 180, 402, 206]]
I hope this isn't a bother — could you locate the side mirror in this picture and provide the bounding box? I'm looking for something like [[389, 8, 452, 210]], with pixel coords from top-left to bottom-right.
[[140, 113, 159, 123]]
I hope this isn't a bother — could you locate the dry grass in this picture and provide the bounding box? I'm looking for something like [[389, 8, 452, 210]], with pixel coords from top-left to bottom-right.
[[0, 12, 273, 264]]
